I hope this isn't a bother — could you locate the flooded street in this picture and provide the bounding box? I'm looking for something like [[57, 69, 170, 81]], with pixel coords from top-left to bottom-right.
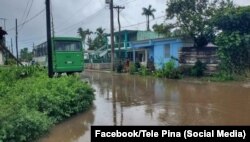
[[40, 71, 250, 142]]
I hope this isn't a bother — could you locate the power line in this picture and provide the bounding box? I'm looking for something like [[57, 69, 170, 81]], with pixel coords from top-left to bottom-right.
[[54, 0, 93, 30], [121, 15, 165, 29], [55, 7, 106, 34], [20, 0, 34, 30], [20, 0, 32, 24], [7, 9, 45, 32]]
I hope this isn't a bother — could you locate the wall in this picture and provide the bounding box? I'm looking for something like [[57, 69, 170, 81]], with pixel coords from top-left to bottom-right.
[[153, 41, 183, 69], [179, 47, 219, 74], [85, 63, 111, 70]]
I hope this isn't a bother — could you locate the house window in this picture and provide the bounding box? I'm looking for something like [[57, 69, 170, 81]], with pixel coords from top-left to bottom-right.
[[164, 44, 170, 58]]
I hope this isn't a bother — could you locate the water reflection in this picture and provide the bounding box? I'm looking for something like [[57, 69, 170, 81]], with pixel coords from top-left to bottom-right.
[[41, 71, 250, 142]]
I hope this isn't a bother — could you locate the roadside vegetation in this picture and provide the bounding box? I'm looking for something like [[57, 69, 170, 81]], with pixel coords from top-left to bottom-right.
[[0, 66, 95, 142]]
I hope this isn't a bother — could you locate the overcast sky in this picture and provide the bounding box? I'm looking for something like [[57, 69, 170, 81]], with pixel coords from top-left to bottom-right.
[[0, 0, 250, 52]]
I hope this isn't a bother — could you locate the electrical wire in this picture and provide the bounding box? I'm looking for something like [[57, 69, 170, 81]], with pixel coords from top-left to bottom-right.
[[7, 9, 45, 32], [20, 0, 34, 30], [55, 6, 106, 34], [121, 15, 165, 29], [20, 0, 31, 24]]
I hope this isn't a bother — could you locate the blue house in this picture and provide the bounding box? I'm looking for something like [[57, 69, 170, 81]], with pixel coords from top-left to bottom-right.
[[130, 38, 193, 69]]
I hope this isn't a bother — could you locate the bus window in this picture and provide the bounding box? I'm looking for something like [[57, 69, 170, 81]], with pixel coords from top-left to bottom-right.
[[54, 41, 81, 52]]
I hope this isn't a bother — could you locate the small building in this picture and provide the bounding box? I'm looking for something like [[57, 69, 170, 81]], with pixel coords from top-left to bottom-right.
[[130, 38, 193, 69], [85, 29, 218, 72]]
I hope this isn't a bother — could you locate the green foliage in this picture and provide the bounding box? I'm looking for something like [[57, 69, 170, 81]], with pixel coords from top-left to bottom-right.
[[0, 67, 95, 142], [129, 63, 137, 75], [20, 48, 33, 62], [93, 27, 107, 49], [214, 6, 250, 74], [4, 58, 16, 66], [166, 0, 233, 47], [213, 6, 250, 33], [138, 65, 150, 76], [154, 60, 181, 79], [152, 23, 174, 37], [191, 60, 206, 77], [209, 71, 235, 81]]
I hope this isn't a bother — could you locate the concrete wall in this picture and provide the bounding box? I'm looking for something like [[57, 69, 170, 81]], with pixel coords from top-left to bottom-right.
[[85, 63, 111, 70]]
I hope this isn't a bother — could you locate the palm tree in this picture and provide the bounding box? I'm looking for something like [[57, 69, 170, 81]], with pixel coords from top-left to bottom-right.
[[77, 28, 93, 49], [94, 27, 106, 49], [142, 5, 156, 31], [77, 27, 86, 43], [95, 27, 105, 36]]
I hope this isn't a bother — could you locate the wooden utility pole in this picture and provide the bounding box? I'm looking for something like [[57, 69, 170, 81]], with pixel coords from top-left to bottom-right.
[[11, 38, 13, 54], [113, 6, 125, 60], [46, 0, 53, 78], [15, 19, 19, 65], [109, 0, 115, 71]]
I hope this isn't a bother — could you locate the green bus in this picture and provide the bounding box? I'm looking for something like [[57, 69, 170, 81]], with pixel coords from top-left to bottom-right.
[[33, 37, 84, 74]]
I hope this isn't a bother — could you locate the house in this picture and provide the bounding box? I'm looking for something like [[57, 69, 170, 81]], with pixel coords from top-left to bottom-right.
[[130, 38, 193, 69], [86, 29, 218, 72]]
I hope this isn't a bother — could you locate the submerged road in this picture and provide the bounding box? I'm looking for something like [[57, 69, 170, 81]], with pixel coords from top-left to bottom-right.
[[40, 71, 250, 142]]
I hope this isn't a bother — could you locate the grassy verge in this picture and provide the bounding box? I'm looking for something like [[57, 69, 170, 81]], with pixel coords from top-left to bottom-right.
[[0, 66, 95, 142]]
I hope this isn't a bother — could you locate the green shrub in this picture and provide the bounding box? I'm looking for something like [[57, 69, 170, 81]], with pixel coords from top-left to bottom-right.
[[209, 71, 235, 81], [178, 66, 192, 76], [154, 60, 181, 79], [129, 63, 137, 75], [138, 65, 150, 76], [191, 60, 206, 77], [0, 67, 95, 142], [116, 62, 123, 73]]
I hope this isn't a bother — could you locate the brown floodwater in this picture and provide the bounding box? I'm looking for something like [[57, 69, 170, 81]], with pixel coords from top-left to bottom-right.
[[40, 71, 250, 142]]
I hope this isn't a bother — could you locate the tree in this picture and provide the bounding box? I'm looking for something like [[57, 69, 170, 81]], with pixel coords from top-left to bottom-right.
[[214, 6, 250, 74], [20, 48, 32, 62], [166, 0, 233, 47], [93, 27, 107, 50], [77, 28, 93, 50], [86, 37, 95, 50], [152, 23, 174, 37], [77, 27, 86, 44], [142, 5, 156, 31]]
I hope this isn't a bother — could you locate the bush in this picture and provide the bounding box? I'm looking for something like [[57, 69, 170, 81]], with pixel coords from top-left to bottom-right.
[[191, 60, 206, 77], [0, 67, 95, 142], [138, 65, 150, 76], [154, 60, 181, 79], [116, 62, 123, 73], [178, 66, 192, 76], [129, 63, 137, 75]]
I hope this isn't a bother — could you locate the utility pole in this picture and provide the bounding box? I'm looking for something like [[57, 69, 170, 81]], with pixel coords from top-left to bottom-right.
[[109, 0, 115, 71], [15, 19, 19, 65], [46, 0, 53, 78], [11, 38, 13, 54], [113, 6, 125, 60]]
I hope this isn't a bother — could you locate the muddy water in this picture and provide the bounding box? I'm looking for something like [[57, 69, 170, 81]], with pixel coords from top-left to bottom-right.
[[40, 71, 250, 142]]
